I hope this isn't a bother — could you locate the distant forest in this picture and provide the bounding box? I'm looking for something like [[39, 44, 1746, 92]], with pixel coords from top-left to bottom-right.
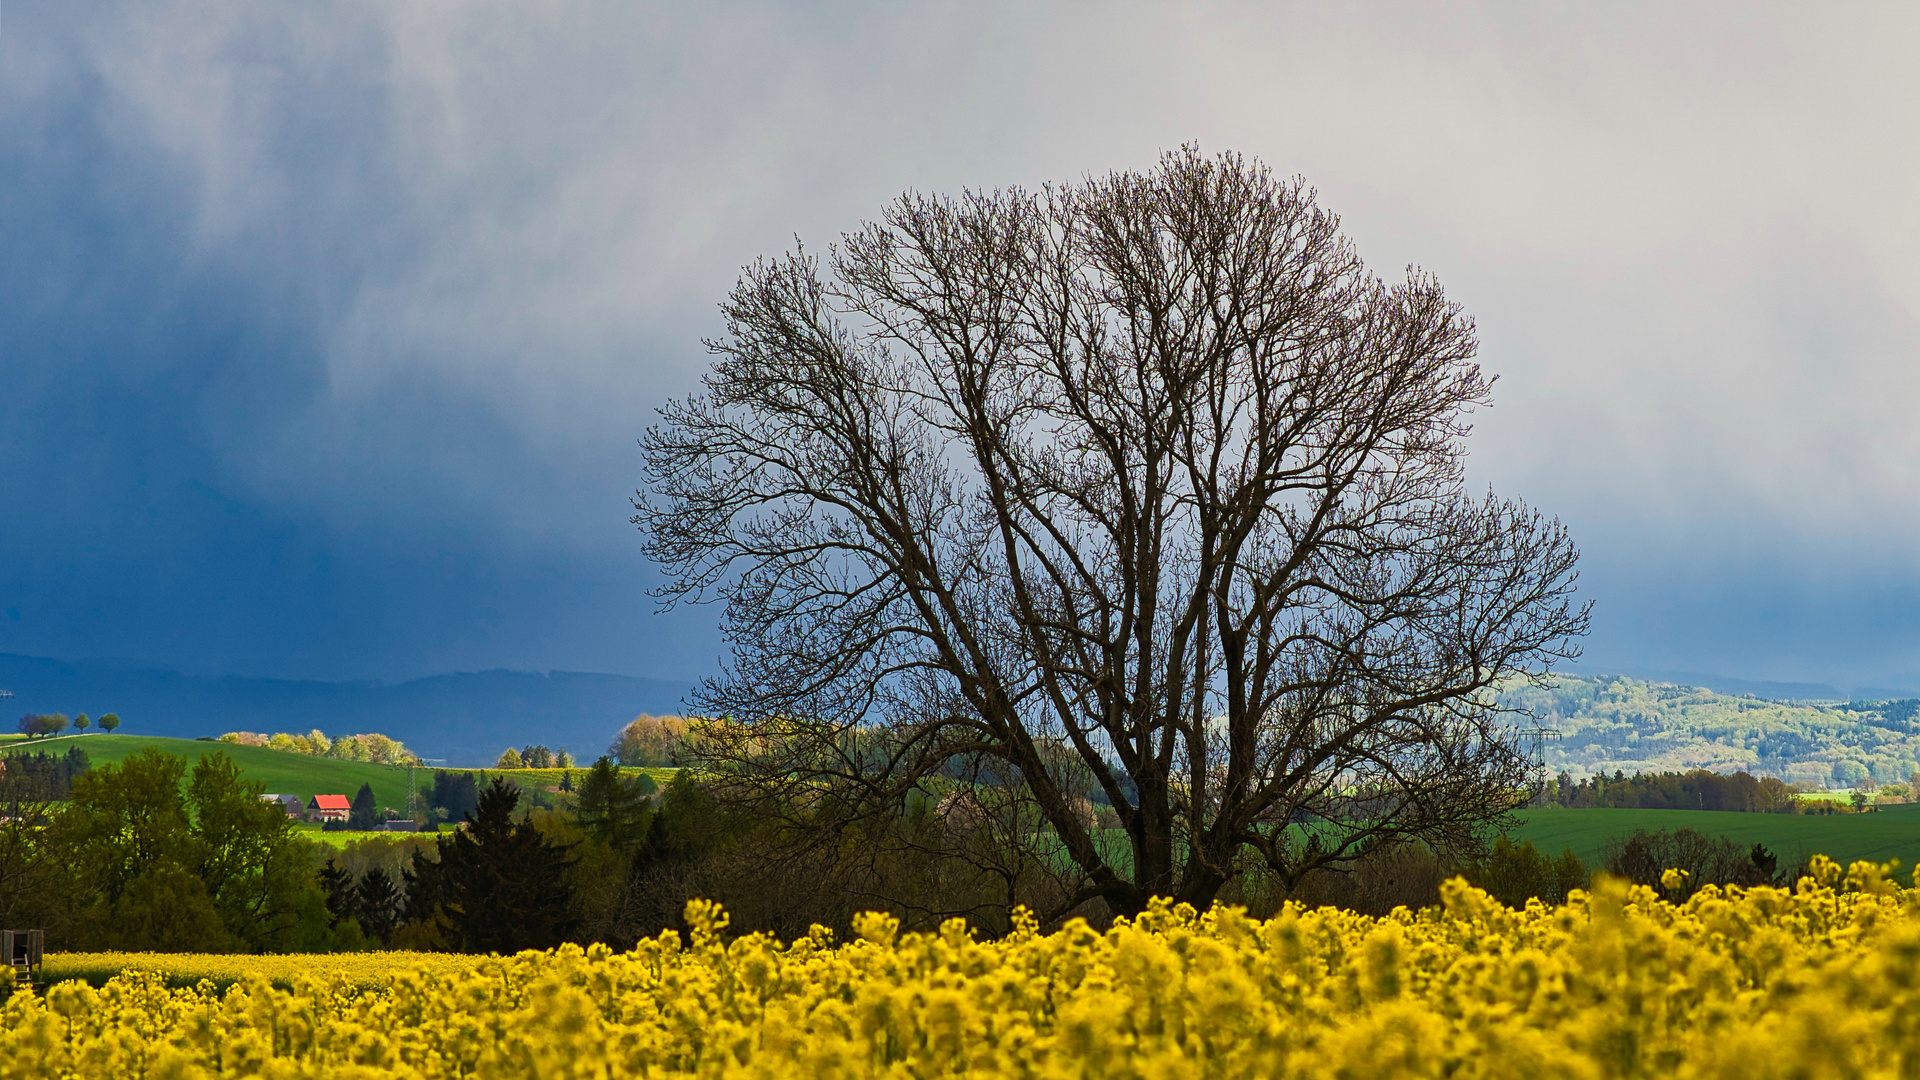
[[1542, 768, 1800, 812], [1503, 675, 1920, 788]]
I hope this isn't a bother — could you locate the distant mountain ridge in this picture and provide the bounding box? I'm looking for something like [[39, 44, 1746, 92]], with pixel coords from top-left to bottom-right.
[[11, 653, 1914, 785], [0, 653, 693, 765], [1596, 667, 1920, 703]]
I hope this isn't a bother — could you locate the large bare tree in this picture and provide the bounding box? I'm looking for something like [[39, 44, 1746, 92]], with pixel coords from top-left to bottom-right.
[[637, 148, 1587, 919]]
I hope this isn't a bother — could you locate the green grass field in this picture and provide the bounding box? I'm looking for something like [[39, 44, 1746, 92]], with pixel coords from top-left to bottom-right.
[[0, 733, 678, 816], [1511, 804, 1920, 870], [2, 732, 421, 809]]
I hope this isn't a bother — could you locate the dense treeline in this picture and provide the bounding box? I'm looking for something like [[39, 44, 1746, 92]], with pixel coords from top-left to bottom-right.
[[219, 729, 417, 766], [1543, 768, 1800, 812], [322, 760, 765, 950], [0, 749, 337, 951], [0, 742, 1816, 954], [0, 747, 90, 801]]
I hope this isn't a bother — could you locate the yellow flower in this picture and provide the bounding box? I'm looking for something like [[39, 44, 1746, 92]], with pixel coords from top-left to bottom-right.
[[13, 866, 1920, 1078]]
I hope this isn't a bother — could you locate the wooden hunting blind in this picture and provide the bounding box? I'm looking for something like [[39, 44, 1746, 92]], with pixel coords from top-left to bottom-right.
[[3, 929, 44, 987]]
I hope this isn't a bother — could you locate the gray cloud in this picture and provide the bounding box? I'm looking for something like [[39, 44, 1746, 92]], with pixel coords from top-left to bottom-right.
[[3, 1, 1917, 686]]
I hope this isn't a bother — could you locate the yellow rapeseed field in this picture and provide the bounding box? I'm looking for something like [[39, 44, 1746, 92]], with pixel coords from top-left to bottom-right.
[[36, 952, 485, 993], [6, 855, 1920, 1078]]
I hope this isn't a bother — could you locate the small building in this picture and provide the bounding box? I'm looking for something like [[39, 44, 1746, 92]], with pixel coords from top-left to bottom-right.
[[308, 794, 351, 823], [378, 820, 419, 833], [261, 794, 303, 818]]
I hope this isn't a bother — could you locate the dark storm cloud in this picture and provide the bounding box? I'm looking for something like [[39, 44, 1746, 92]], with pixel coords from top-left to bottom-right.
[[0, 3, 703, 679], [2, 1, 1917, 687]]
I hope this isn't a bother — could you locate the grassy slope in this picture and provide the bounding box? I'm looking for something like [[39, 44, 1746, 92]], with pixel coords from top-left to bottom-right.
[[1, 733, 419, 810], [0, 734, 679, 822], [1512, 803, 1920, 869]]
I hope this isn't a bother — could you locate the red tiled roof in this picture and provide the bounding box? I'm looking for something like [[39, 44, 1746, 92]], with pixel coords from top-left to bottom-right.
[[311, 794, 351, 810]]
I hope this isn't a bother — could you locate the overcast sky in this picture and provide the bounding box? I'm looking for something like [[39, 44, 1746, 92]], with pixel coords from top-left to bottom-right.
[[2, 2, 1917, 690]]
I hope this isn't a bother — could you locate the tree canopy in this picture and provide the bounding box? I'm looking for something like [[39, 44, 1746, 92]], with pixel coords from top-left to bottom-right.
[[638, 148, 1587, 918]]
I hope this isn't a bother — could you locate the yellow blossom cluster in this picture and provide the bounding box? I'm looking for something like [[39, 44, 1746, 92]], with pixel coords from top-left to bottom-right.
[[7, 855, 1920, 1078]]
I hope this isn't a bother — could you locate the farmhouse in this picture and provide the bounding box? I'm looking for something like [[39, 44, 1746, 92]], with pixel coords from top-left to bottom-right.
[[307, 794, 350, 823], [261, 793, 303, 817]]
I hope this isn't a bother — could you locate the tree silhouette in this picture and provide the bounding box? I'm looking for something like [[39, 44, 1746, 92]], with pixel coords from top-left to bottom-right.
[[319, 857, 356, 929], [437, 778, 575, 952], [353, 868, 402, 942], [575, 756, 651, 852], [348, 783, 378, 830], [639, 147, 1588, 916]]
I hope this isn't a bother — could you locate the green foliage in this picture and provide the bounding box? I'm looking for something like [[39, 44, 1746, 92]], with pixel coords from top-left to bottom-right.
[[352, 869, 402, 942], [426, 770, 479, 826], [318, 857, 402, 946], [574, 755, 652, 851], [54, 748, 196, 907], [97, 713, 121, 733], [14, 712, 70, 737], [1548, 768, 1798, 812], [1601, 827, 1794, 900], [419, 778, 577, 952], [1503, 674, 1920, 787], [0, 746, 89, 800], [609, 714, 690, 767], [39, 748, 336, 952], [82, 863, 235, 952], [188, 752, 327, 950], [348, 782, 378, 830], [1463, 837, 1587, 908]]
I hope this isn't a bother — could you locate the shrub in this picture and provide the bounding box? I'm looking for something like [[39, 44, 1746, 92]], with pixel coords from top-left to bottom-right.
[[609, 714, 690, 767], [1463, 836, 1587, 908], [1602, 826, 1798, 899]]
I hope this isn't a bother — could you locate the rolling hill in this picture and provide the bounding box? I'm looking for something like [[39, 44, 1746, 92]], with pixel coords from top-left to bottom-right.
[[1512, 803, 1920, 869], [1, 732, 420, 809], [0, 732, 674, 817], [0, 652, 693, 765], [1501, 674, 1920, 788], [10, 653, 1919, 789]]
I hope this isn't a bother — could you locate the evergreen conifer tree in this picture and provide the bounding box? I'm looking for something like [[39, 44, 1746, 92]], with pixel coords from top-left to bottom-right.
[[437, 778, 575, 952], [353, 868, 402, 942], [348, 783, 378, 830], [575, 756, 651, 851], [318, 857, 357, 929]]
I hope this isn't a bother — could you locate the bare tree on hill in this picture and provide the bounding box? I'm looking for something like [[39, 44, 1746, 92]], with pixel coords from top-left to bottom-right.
[[636, 147, 1588, 920]]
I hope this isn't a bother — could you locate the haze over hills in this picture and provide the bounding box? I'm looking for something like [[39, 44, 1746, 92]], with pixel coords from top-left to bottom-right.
[[1583, 667, 1920, 703], [1502, 674, 1920, 788], [0, 653, 692, 765], [9, 652, 1920, 785]]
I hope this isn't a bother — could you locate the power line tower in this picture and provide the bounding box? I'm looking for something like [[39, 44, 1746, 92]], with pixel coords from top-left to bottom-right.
[[1523, 725, 1562, 807]]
